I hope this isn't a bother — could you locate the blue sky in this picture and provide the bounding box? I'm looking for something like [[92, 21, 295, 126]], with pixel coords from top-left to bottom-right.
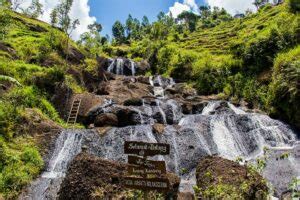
[[89, 0, 205, 37], [18, 0, 256, 40]]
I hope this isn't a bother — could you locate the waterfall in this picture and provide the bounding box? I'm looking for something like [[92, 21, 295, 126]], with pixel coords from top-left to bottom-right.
[[22, 130, 83, 200], [130, 60, 136, 76], [107, 59, 115, 73], [24, 63, 299, 199], [167, 99, 182, 124], [116, 58, 124, 75], [156, 99, 167, 124]]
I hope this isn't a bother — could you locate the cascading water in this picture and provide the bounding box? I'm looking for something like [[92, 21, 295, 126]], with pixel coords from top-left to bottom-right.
[[83, 99, 298, 195], [107, 59, 115, 74], [116, 58, 124, 75], [106, 58, 137, 76], [21, 130, 83, 200], [130, 60, 136, 76], [25, 68, 299, 198]]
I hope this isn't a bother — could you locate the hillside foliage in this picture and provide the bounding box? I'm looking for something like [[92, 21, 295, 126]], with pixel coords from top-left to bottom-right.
[[107, 1, 300, 129], [0, 0, 299, 198]]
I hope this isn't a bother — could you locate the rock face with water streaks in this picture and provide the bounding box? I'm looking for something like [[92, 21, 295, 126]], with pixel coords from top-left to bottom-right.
[[21, 58, 300, 199]]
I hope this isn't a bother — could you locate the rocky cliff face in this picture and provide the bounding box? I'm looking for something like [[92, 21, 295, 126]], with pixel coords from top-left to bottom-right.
[[21, 58, 299, 200]]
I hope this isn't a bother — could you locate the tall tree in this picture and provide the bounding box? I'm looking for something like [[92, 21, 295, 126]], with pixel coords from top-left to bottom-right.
[[112, 20, 125, 44], [177, 11, 199, 32], [50, 8, 58, 27], [54, 0, 79, 35], [79, 22, 103, 56], [141, 15, 151, 35], [11, 0, 24, 11], [22, 0, 43, 19], [125, 14, 134, 39], [199, 5, 211, 20], [253, 0, 269, 10], [51, 0, 79, 66]]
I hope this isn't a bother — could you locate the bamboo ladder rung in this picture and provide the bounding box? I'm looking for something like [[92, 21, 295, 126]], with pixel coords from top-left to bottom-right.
[[67, 98, 82, 125]]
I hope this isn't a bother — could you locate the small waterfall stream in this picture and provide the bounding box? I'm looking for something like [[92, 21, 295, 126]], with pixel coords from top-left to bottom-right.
[[107, 58, 136, 76], [21, 131, 83, 200], [23, 64, 299, 198]]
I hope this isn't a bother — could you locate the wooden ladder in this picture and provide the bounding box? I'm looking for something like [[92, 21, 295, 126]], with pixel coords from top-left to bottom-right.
[[67, 98, 81, 125]]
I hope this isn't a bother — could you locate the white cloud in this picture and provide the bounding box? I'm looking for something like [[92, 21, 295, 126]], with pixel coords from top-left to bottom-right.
[[184, 0, 198, 12], [169, 2, 191, 18], [205, 0, 256, 15], [15, 0, 96, 40], [168, 0, 199, 18]]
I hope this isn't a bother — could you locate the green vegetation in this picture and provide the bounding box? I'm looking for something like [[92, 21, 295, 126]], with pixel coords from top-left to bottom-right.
[[0, 2, 87, 197], [109, 1, 300, 128], [0, 0, 299, 198], [193, 169, 268, 199]]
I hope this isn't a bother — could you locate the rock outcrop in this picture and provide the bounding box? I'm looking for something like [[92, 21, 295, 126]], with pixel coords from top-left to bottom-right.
[[58, 153, 180, 200], [196, 156, 268, 199]]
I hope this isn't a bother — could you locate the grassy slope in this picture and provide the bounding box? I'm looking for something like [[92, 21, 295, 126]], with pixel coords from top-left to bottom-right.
[[0, 10, 87, 199], [176, 4, 291, 55]]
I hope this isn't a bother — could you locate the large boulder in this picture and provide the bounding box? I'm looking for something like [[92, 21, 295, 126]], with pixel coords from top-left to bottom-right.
[[94, 113, 118, 127], [59, 153, 180, 200], [196, 156, 268, 199], [181, 101, 208, 115], [166, 83, 197, 98], [123, 98, 143, 106], [112, 107, 140, 127]]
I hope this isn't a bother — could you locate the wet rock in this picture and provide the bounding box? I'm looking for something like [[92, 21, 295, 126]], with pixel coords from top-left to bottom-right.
[[192, 101, 208, 114], [136, 60, 150, 74], [196, 156, 268, 199], [153, 123, 165, 134], [136, 76, 151, 84], [94, 113, 118, 127], [77, 93, 105, 118], [112, 107, 140, 127], [123, 98, 143, 106], [181, 101, 208, 114], [151, 75, 174, 88], [96, 82, 110, 95], [173, 83, 197, 97]]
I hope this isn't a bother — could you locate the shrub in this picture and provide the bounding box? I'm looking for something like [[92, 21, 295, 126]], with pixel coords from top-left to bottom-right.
[[289, 0, 300, 13], [268, 45, 300, 128], [31, 67, 65, 94], [20, 147, 43, 167], [0, 139, 43, 199], [192, 53, 242, 95], [170, 50, 197, 80]]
